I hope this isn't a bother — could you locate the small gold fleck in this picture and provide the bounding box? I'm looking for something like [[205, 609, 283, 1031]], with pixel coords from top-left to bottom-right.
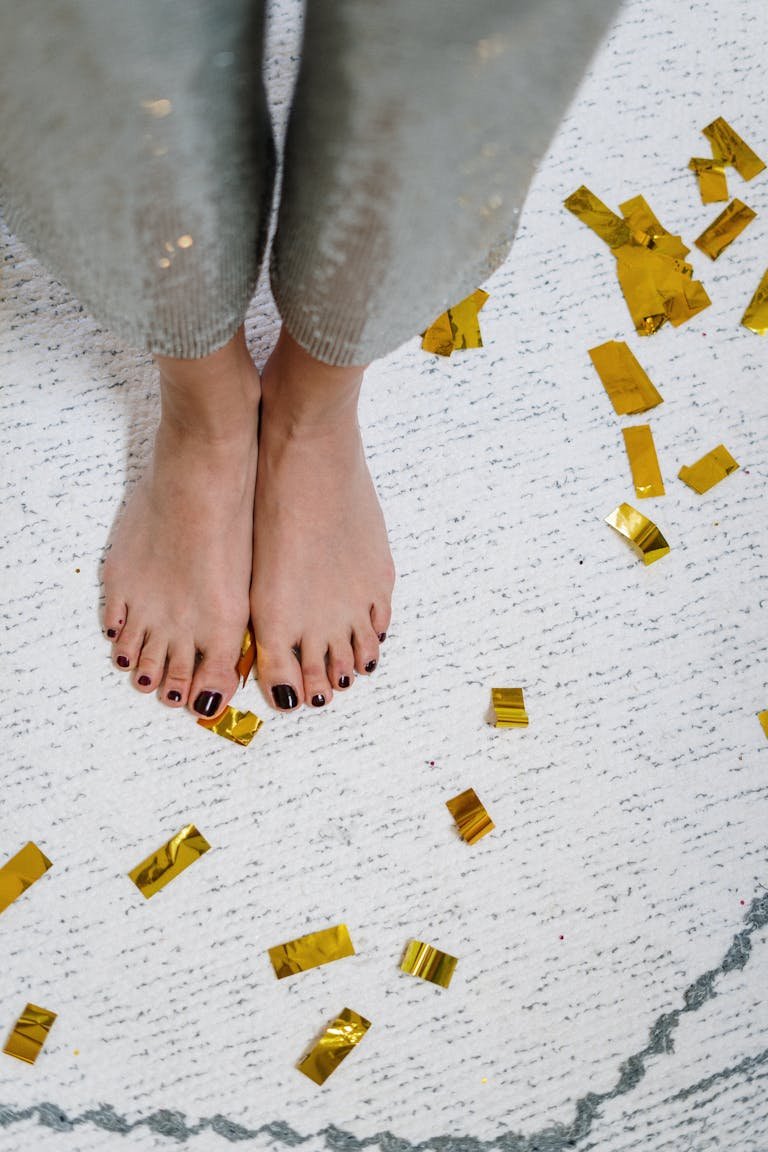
[[158, 257, 171, 269], [142, 98, 172, 118], [164, 242, 174, 253], [177, 234, 194, 249]]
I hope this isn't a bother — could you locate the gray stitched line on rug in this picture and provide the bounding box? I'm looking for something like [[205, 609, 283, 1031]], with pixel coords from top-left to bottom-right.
[[1, 892, 766, 1149]]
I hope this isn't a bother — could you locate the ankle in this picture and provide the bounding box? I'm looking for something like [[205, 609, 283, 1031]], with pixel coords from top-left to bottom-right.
[[262, 327, 366, 434], [156, 326, 260, 442]]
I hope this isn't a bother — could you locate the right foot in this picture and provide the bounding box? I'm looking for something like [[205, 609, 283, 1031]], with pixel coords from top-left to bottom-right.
[[102, 327, 260, 717]]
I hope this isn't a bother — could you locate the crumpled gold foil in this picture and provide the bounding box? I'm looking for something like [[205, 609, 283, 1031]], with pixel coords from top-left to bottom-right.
[[678, 445, 739, 493], [759, 711, 768, 740], [588, 342, 663, 415], [422, 289, 489, 356], [491, 687, 528, 728], [741, 268, 768, 335], [605, 504, 670, 565], [694, 199, 756, 260], [3, 1003, 57, 1064], [446, 788, 495, 845], [688, 157, 729, 204], [128, 824, 211, 899], [0, 842, 52, 915], [400, 940, 458, 988], [268, 924, 355, 979], [702, 117, 766, 182], [197, 706, 263, 746], [622, 425, 665, 498], [565, 186, 710, 334], [236, 625, 256, 685], [297, 1007, 371, 1085]]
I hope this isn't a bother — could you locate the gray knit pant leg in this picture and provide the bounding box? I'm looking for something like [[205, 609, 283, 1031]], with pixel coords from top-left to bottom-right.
[[271, 0, 621, 366]]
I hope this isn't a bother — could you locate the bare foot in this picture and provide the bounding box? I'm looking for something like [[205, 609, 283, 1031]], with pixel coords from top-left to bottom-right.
[[103, 327, 260, 717], [251, 328, 395, 710]]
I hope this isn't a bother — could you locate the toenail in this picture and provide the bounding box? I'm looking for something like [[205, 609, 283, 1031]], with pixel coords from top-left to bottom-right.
[[138, 675, 151, 686], [378, 632, 386, 642], [116, 655, 130, 668], [106, 628, 117, 639], [194, 690, 222, 717], [338, 675, 351, 689], [167, 690, 182, 702], [311, 693, 326, 707], [365, 659, 377, 673], [272, 684, 298, 710]]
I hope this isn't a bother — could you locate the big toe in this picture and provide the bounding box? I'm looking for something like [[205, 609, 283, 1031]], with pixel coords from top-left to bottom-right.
[[188, 641, 241, 719]]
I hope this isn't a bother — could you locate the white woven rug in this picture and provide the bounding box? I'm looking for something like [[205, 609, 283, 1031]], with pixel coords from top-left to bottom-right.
[[1, 0, 767, 1149]]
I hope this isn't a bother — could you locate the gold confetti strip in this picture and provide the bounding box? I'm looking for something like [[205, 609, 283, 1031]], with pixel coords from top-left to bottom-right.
[[236, 625, 256, 685], [678, 445, 739, 494], [0, 842, 52, 916], [605, 504, 670, 566], [3, 1003, 57, 1065], [588, 341, 663, 415], [400, 940, 458, 988], [702, 117, 766, 181], [563, 185, 631, 248], [688, 157, 729, 204], [491, 686, 528, 728], [741, 268, 768, 335], [296, 1007, 371, 1086], [446, 788, 495, 845], [421, 289, 489, 356], [694, 199, 756, 260], [197, 706, 263, 747], [619, 195, 690, 260], [622, 425, 665, 498], [128, 824, 210, 900], [268, 924, 355, 979], [758, 711, 768, 740]]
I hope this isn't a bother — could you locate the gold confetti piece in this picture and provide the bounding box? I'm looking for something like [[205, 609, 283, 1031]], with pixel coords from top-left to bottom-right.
[[702, 117, 766, 181], [268, 924, 355, 979], [446, 788, 495, 845], [236, 625, 255, 685], [400, 940, 458, 988], [619, 196, 690, 260], [128, 824, 210, 900], [741, 268, 768, 335], [564, 185, 631, 248], [491, 687, 528, 728], [694, 199, 756, 260], [588, 341, 663, 415], [758, 711, 768, 739], [678, 444, 739, 494], [688, 157, 729, 204], [3, 1003, 57, 1064], [197, 706, 262, 746], [296, 1007, 371, 1086], [605, 503, 670, 565], [622, 425, 665, 499], [421, 289, 489, 356], [0, 842, 52, 916]]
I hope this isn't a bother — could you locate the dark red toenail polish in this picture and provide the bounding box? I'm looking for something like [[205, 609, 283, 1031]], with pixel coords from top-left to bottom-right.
[[365, 659, 377, 673], [378, 632, 386, 642], [107, 628, 117, 639], [194, 690, 222, 717], [272, 684, 298, 709], [138, 675, 151, 686], [116, 655, 130, 668], [338, 675, 351, 688], [311, 693, 326, 707], [167, 690, 182, 702]]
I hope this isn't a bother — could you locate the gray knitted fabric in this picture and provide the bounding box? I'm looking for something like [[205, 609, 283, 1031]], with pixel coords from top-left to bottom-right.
[[0, 0, 619, 365]]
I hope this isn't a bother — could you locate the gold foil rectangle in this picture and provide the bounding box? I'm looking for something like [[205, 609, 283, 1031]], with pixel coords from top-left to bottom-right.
[[622, 425, 665, 498], [297, 1007, 371, 1086], [702, 117, 766, 181], [605, 504, 670, 565], [446, 788, 495, 844], [197, 706, 263, 746], [759, 711, 768, 740], [3, 1003, 57, 1064], [128, 824, 210, 899], [688, 157, 729, 204], [421, 289, 489, 356], [268, 924, 355, 979], [694, 199, 756, 260], [741, 268, 768, 335], [619, 196, 690, 259], [401, 940, 458, 988], [588, 341, 663, 415], [0, 842, 52, 915], [491, 687, 528, 728], [678, 445, 739, 494], [236, 625, 255, 685], [564, 185, 631, 248]]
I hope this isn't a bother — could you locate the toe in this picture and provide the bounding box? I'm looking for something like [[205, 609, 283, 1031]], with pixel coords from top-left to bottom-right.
[[370, 598, 392, 644], [160, 640, 196, 707], [113, 615, 145, 671], [327, 635, 356, 690], [256, 632, 304, 711], [103, 594, 127, 643], [299, 637, 333, 709], [352, 622, 380, 676], [187, 641, 240, 719], [133, 632, 168, 693]]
